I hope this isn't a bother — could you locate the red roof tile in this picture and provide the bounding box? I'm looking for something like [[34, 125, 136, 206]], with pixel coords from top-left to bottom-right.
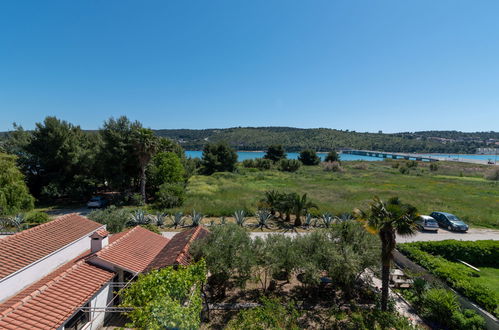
[[0, 253, 114, 329], [91, 226, 170, 273], [0, 214, 104, 280], [146, 226, 210, 271]]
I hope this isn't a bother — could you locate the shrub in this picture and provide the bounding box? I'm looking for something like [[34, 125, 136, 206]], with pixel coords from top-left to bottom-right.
[[485, 167, 499, 181], [277, 159, 301, 172], [242, 158, 272, 170], [226, 297, 301, 330], [398, 244, 499, 316], [264, 145, 286, 163], [399, 166, 409, 174], [88, 206, 130, 233], [242, 159, 256, 168], [201, 142, 238, 175], [298, 149, 320, 165], [155, 183, 186, 209], [429, 163, 439, 171], [407, 160, 418, 168], [321, 161, 342, 172], [325, 150, 340, 162], [129, 193, 145, 206], [140, 224, 161, 234], [25, 211, 51, 225]]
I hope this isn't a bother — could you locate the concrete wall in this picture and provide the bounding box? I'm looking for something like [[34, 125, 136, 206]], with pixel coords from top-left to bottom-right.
[[83, 282, 113, 330], [0, 227, 104, 302]]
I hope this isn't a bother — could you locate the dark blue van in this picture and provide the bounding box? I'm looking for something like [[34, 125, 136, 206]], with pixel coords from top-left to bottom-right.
[[429, 212, 469, 232]]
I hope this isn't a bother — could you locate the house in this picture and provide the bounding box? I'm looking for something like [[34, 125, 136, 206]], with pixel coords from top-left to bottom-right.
[[0, 213, 208, 329]]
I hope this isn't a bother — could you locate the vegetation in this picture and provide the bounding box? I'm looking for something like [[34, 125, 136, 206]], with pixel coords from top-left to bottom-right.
[[120, 260, 206, 329], [325, 150, 340, 162], [201, 142, 238, 175], [355, 196, 419, 311], [263, 144, 286, 162], [174, 162, 498, 228], [0, 153, 34, 215], [277, 159, 301, 172], [153, 127, 499, 153], [298, 149, 320, 165], [398, 241, 499, 317]]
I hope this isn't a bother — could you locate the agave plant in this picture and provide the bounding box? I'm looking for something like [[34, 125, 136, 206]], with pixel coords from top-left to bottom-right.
[[170, 212, 185, 229], [321, 212, 334, 228], [234, 210, 246, 227], [304, 213, 316, 227], [337, 213, 354, 222], [10, 214, 27, 232], [220, 216, 227, 225], [129, 210, 150, 226], [154, 213, 166, 227], [191, 210, 203, 227], [256, 210, 272, 230]]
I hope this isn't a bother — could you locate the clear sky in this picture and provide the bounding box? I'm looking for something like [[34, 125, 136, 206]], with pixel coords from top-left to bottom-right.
[[1, 0, 498, 133]]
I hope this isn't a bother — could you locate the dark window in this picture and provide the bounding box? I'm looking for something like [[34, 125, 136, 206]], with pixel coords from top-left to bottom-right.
[[64, 303, 90, 330]]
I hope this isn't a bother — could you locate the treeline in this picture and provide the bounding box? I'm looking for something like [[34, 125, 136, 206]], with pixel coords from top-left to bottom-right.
[[155, 127, 496, 153], [0, 117, 194, 208]]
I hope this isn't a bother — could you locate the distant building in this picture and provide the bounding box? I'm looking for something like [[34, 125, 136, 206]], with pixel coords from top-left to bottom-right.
[[476, 147, 498, 154], [0, 214, 208, 329]]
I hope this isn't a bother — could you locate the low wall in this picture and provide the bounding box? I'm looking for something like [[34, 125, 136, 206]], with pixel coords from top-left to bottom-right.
[[393, 249, 499, 330]]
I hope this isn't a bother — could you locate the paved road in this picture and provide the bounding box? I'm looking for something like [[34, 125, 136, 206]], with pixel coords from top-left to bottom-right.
[[162, 227, 499, 241]]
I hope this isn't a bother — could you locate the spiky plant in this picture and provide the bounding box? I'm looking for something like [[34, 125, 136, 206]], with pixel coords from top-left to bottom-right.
[[10, 214, 27, 232], [234, 210, 246, 227], [304, 213, 316, 227], [220, 216, 227, 225], [0, 217, 12, 231], [191, 210, 203, 227], [321, 213, 334, 228], [154, 213, 166, 227], [171, 212, 185, 229], [129, 210, 149, 226], [256, 210, 272, 230]]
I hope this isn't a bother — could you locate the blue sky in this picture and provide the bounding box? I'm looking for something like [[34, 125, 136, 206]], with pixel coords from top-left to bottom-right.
[[1, 0, 498, 132]]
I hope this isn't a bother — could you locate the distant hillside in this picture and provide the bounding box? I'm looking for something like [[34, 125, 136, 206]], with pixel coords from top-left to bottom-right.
[[154, 127, 499, 153]]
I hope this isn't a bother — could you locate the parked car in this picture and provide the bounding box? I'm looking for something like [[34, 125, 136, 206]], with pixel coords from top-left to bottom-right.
[[429, 212, 469, 232], [87, 196, 108, 209], [416, 215, 439, 232]]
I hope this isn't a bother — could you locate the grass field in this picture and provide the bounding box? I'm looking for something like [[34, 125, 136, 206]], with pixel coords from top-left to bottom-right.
[[168, 161, 498, 228]]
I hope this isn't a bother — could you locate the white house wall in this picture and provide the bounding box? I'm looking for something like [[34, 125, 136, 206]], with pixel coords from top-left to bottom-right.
[[0, 230, 102, 302]]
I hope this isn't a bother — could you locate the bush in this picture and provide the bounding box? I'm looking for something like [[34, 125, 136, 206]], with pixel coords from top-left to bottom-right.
[[325, 150, 340, 162], [403, 240, 499, 267], [398, 244, 499, 316], [485, 167, 499, 181], [242, 158, 272, 170], [277, 159, 301, 172], [140, 224, 161, 234], [201, 142, 238, 175], [156, 183, 186, 209], [321, 161, 342, 172], [88, 206, 130, 233], [407, 160, 418, 168], [242, 159, 256, 168], [399, 166, 409, 174], [298, 149, 320, 165], [129, 193, 145, 206], [25, 211, 51, 225], [226, 297, 301, 330], [429, 163, 439, 171]]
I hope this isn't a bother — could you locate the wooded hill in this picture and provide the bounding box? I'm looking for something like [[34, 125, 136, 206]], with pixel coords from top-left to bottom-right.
[[154, 127, 499, 153]]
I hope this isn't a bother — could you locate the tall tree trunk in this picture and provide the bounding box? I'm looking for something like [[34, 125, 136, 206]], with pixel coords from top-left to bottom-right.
[[381, 259, 390, 311], [380, 229, 395, 311], [294, 213, 302, 226], [140, 164, 146, 203]]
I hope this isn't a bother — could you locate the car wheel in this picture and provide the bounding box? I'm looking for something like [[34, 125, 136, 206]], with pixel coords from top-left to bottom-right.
[[447, 225, 452, 231]]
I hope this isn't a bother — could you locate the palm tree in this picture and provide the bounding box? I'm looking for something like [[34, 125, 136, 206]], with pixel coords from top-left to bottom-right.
[[291, 193, 317, 226], [261, 190, 282, 217], [132, 128, 158, 203], [354, 196, 418, 311]]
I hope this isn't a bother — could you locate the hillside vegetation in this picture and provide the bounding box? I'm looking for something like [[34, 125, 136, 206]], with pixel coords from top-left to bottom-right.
[[154, 127, 499, 153]]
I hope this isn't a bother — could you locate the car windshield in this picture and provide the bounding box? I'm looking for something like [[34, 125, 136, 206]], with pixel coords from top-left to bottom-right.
[[447, 215, 460, 221], [425, 220, 437, 225], [90, 197, 100, 201], [451, 220, 466, 225]]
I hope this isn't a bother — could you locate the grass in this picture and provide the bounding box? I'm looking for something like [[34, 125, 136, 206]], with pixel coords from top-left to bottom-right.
[[166, 160, 498, 228], [479, 267, 499, 296]]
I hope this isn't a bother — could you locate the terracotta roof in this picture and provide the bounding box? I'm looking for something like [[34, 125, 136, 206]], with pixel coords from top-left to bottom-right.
[[146, 226, 210, 271], [91, 226, 170, 273], [93, 229, 109, 238], [0, 214, 104, 280], [0, 253, 114, 329]]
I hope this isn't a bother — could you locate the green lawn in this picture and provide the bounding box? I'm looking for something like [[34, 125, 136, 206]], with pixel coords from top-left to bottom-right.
[[479, 267, 499, 296], [168, 161, 499, 228]]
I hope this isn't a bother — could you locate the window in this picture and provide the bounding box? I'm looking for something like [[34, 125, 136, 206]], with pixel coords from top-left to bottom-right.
[[64, 303, 90, 330]]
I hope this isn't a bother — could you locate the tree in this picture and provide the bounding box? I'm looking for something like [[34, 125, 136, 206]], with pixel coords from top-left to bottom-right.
[[264, 145, 286, 163], [354, 196, 418, 311], [99, 116, 143, 192], [0, 153, 34, 215], [290, 193, 317, 226], [298, 149, 320, 165], [190, 223, 254, 298], [147, 152, 185, 192], [132, 128, 158, 203], [201, 142, 238, 175], [120, 261, 206, 329], [325, 150, 340, 162]]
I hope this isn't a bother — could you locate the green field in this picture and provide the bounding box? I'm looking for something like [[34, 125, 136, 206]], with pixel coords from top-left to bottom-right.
[[170, 161, 498, 228]]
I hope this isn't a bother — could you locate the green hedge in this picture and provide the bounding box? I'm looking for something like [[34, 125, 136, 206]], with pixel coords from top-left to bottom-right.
[[398, 244, 499, 317], [402, 240, 499, 267]]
